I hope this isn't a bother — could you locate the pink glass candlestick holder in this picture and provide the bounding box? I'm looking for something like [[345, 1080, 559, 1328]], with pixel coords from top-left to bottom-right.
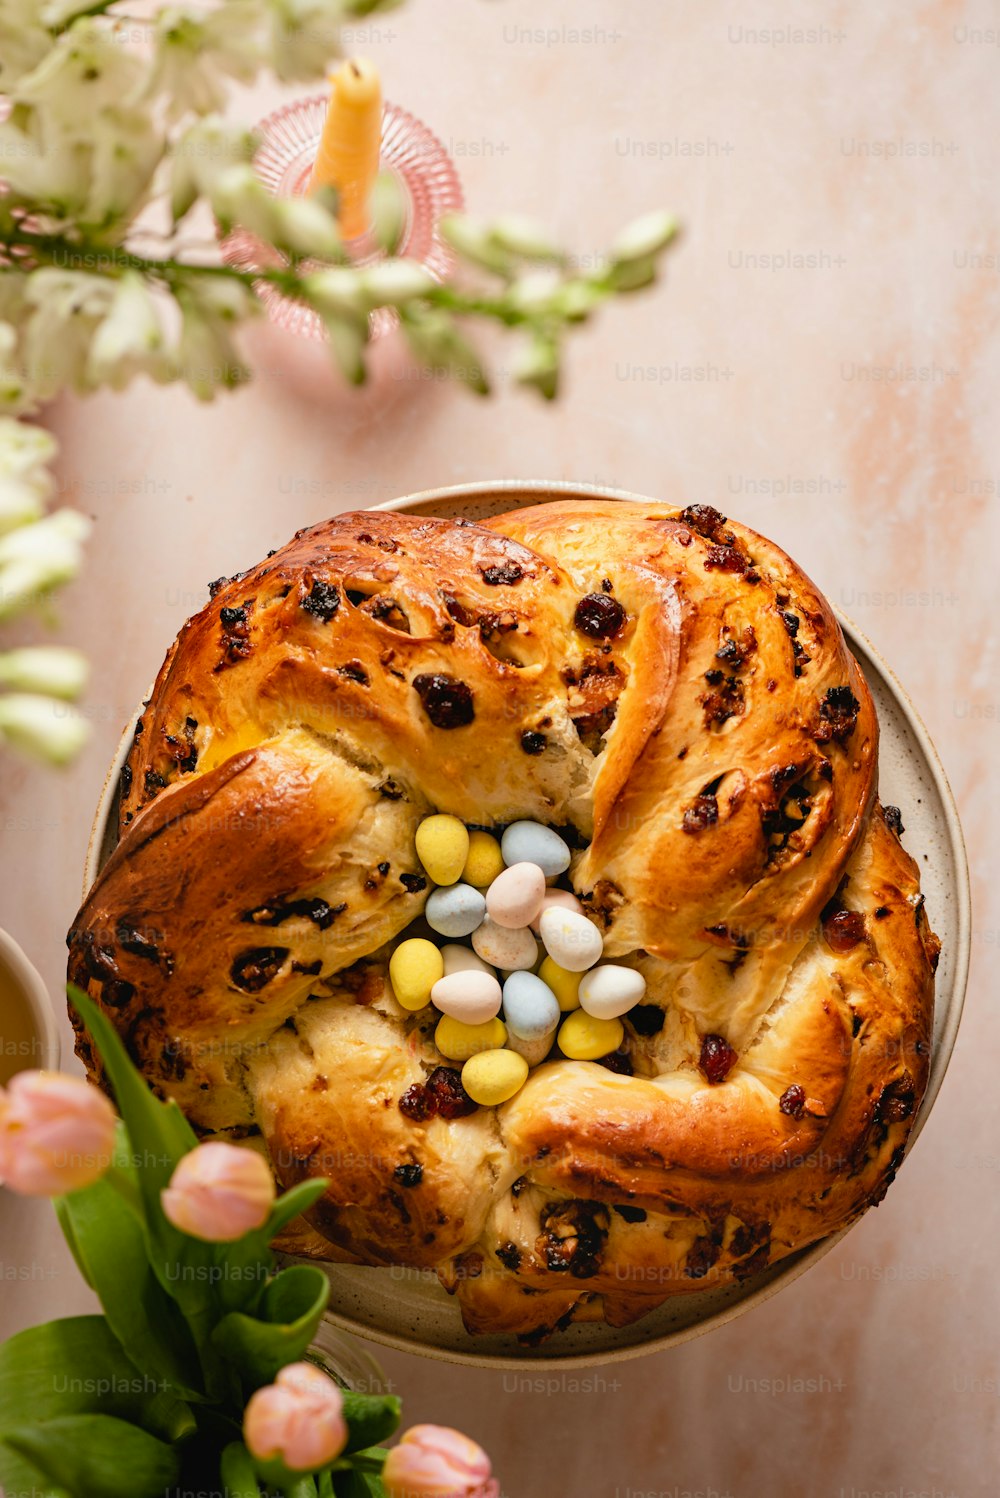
[[220, 94, 464, 343]]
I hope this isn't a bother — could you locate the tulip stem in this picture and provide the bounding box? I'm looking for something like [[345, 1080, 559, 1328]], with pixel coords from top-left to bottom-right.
[[281, 1478, 318, 1498]]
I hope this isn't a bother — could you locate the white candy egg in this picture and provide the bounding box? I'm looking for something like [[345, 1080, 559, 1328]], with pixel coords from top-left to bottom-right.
[[430, 970, 503, 1025], [425, 883, 486, 938], [578, 964, 647, 1020], [486, 861, 546, 929], [538, 907, 603, 972], [441, 944, 496, 979], [472, 917, 538, 971], [500, 821, 571, 877], [529, 887, 584, 933]]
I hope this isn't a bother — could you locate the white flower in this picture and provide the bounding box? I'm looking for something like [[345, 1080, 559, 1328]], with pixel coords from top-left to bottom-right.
[[488, 215, 564, 263], [0, 2, 55, 91], [22, 271, 114, 400], [263, 0, 347, 82], [0, 324, 28, 416], [210, 163, 281, 241], [302, 268, 368, 320], [141, 6, 264, 121], [0, 646, 88, 699], [176, 275, 257, 401], [358, 261, 435, 308], [609, 211, 679, 265], [0, 116, 92, 218], [85, 108, 164, 232], [13, 19, 145, 139], [0, 416, 55, 534], [0, 693, 88, 766], [88, 273, 174, 391], [170, 116, 257, 223], [0, 508, 90, 622], [270, 196, 342, 262], [507, 269, 561, 315]]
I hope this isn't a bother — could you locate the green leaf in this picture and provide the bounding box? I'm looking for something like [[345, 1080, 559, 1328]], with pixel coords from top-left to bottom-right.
[[4, 1414, 178, 1498], [0, 1316, 189, 1443], [220, 1441, 263, 1498], [66, 986, 222, 1347], [338, 1394, 401, 1457], [212, 1265, 330, 1387], [332, 1457, 388, 1498], [54, 1122, 204, 1400], [265, 1178, 330, 1242]]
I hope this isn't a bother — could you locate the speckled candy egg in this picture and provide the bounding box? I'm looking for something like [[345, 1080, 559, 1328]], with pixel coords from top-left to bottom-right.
[[538, 907, 603, 972], [500, 821, 571, 878], [425, 883, 486, 938], [471, 917, 538, 972], [505, 1026, 558, 1068], [578, 964, 647, 1020], [502, 971, 561, 1040], [486, 862, 546, 929], [529, 888, 584, 933], [441, 944, 495, 979], [430, 970, 502, 1026]]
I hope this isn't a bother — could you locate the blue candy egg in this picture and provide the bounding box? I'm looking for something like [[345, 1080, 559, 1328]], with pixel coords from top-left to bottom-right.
[[502, 971, 561, 1040], [500, 820, 571, 878], [425, 883, 486, 938]]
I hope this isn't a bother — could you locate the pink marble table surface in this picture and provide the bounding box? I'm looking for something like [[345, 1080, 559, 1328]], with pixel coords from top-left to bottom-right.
[[1, 1, 997, 1494]]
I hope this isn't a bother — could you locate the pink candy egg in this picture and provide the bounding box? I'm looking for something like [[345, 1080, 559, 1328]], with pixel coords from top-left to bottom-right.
[[529, 887, 584, 934], [485, 862, 546, 929]]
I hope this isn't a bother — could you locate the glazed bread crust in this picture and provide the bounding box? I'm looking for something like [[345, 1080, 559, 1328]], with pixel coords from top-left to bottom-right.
[[68, 501, 938, 1339]]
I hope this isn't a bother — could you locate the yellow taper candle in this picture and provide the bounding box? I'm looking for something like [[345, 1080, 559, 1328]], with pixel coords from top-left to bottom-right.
[[309, 57, 383, 240]]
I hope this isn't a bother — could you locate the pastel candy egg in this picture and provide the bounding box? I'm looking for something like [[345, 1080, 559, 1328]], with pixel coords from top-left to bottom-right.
[[578, 965, 647, 1021], [461, 1049, 529, 1106], [558, 1010, 624, 1060], [538, 955, 583, 1012], [539, 908, 603, 972], [530, 888, 584, 933], [486, 862, 546, 929], [462, 830, 505, 888], [430, 970, 502, 1025], [506, 1026, 558, 1068], [389, 938, 444, 1011], [500, 821, 571, 878], [435, 1014, 507, 1062], [415, 814, 469, 886], [441, 944, 495, 979], [425, 883, 486, 938], [472, 917, 538, 972], [502, 971, 561, 1040]]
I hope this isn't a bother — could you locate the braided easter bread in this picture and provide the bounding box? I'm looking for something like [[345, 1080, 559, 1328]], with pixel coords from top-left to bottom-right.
[[67, 500, 938, 1340]]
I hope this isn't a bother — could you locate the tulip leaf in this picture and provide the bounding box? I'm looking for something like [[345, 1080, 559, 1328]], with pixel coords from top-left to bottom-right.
[[3, 1414, 179, 1498], [220, 1441, 263, 1497], [339, 1393, 401, 1457], [66, 986, 222, 1341], [212, 1264, 330, 1387], [332, 1460, 388, 1498], [53, 1122, 204, 1400], [214, 1177, 331, 1315]]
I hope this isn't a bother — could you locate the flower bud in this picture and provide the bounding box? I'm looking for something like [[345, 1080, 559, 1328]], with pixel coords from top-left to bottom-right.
[[244, 1362, 348, 1473], [383, 1425, 499, 1498], [0, 1071, 116, 1195], [609, 209, 678, 265], [0, 647, 89, 700], [0, 693, 88, 765], [161, 1141, 275, 1241]]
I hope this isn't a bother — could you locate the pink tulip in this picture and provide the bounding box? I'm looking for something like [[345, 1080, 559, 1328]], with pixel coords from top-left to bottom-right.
[[244, 1361, 348, 1472], [383, 1425, 499, 1498], [0, 1071, 117, 1195], [161, 1141, 275, 1241]]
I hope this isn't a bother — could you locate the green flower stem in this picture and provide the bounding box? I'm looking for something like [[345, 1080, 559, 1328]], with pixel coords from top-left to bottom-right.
[[281, 1477, 318, 1498], [1, 223, 609, 331], [101, 1163, 143, 1220]]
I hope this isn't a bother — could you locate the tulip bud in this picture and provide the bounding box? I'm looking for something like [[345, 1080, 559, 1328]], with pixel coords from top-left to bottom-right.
[[383, 1425, 499, 1498], [0, 1071, 116, 1195], [161, 1141, 275, 1241], [243, 1362, 348, 1473]]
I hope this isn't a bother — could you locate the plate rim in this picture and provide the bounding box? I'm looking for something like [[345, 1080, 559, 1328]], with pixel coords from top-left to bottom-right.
[[80, 479, 971, 1368]]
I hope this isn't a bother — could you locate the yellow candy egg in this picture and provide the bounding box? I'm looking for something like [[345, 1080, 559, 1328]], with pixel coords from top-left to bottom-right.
[[461, 1049, 529, 1106], [558, 1010, 624, 1060], [435, 1014, 507, 1062], [415, 814, 470, 887], [539, 955, 583, 1013], [389, 938, 444, 1011], [462, 830, 505, 888]]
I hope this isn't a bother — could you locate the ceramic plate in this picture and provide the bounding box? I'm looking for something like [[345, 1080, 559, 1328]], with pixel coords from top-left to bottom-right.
[[83, 481, 970, 1369]]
